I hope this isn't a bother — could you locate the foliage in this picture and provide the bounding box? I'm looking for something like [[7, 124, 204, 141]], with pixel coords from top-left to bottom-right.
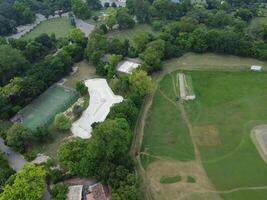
[[51, 184, 69, 200], [0, 164, 46, 200], [6, 123, 33, 153], [71, 0, 91, 19], [160, 175, 182, 184], [0, 152, 15, 192], [58, 118, 132, 181], [108, 99, 138, 128], [54, 113, 72, 131], [129, 69, 153, 97], [75, 81, 88, 96], [0, 45, 28, 86]]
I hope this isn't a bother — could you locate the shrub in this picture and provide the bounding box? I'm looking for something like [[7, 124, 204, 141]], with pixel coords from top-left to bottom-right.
[[54, 114, 71, 131], [160, 175, 182, 184], [75, 81, 88, 96], [187, 175, 196, 183], [51, 184, 69, 200]]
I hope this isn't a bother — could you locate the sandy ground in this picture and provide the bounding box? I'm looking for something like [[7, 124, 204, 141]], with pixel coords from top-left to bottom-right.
[[71, 78, 123, 138]]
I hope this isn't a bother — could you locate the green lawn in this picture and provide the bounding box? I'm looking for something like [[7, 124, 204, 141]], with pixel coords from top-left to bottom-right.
[[185, 71, 267, 200], [108, 24, 155, 44], [141, 73, 195, 167], [22, 17, 73, 40]]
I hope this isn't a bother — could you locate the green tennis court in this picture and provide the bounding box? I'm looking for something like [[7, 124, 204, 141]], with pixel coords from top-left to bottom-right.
[[19, 85, 78, 130]]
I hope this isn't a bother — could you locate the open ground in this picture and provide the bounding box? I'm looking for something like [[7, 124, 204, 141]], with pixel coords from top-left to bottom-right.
[[132, 52, 267, 200]]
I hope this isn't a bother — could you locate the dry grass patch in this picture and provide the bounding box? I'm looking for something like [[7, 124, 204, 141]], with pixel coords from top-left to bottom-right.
[[146, 159, 222, 200], [194, 126, 221, 146]]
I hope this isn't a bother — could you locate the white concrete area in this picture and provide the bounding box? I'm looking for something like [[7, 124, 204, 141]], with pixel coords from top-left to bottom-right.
[[71, 78, 123, 138], [117, 60, 141, 74]]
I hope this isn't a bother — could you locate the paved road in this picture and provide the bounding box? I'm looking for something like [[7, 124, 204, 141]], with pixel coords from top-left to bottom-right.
[[0, 138, 26, 171], [0, 138, 51, 200], [74, 17, 95, 37]]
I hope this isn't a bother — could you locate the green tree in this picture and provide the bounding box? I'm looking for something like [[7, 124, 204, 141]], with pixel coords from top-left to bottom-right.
[[0, 45, 28, 86], [105, 54, 122, 79], [129, 69, 153, 97], [51, 184, 69, 200], [108, 99, 138, 127], [75, 81, 88, 96], [54, 113, 72, 131], [6, 123, 33, 153], [0, 152, 15, 191], [71, 0, 91, 19], [0, 164, 46, 200], [116, 8, 135, 29], [70, 28, 86, 47]]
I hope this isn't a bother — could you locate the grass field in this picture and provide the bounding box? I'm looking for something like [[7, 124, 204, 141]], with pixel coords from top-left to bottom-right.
[[22, 17, 73, 40], [141, 73, 195, 167], [108, 24, 155, 44], [142, 67, 267, 199], [19, 85, 78, 130], [186, 71, 267, 200]]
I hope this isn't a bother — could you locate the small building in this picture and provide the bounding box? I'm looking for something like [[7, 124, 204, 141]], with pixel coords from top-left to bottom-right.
[[85, 183, 110, 200], [116, 58, 141, 74], [68, 185, 83, 200], [251, 65, 262, 72]]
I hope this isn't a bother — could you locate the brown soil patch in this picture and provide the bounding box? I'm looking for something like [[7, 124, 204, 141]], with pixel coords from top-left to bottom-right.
[[194, 126, 221, 146], [146, 159, 222, 200]]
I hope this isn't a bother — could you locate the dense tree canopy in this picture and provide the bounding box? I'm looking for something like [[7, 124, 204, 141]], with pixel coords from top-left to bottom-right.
[[0, 164, 46, 200]]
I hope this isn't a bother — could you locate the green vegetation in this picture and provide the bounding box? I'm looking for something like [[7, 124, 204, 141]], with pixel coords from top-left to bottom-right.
[[22, 17, 73, 40], [0, 164, 46, 200], [187, 175, 196, 183], [54, 113, 71, 131], [108, 24, 155, 43], [160, 175, 182, 184], [141, 73, 195, 167], [51, 183, 69, 200], [185, 71, 267, 199], [19, 85, 78, 130], [0, 152, 15, 190]]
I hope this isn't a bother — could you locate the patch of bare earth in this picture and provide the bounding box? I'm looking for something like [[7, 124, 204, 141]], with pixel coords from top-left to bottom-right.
[[251, 125, 267, 164], [193, 126, 221, 146], [146, 159, 222, 200]]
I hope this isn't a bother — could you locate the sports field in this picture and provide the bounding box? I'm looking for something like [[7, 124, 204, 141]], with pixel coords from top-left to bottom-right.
[[19, 85, 78, 130], [22, 17, 73, 40], [141, 67, 267, 200]]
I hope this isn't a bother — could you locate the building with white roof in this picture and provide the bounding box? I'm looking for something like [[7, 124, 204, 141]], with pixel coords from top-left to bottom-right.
[[251, 65, 262, 72]]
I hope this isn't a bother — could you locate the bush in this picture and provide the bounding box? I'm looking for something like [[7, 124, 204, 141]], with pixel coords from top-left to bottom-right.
[[187, 175, 196, 183], [75, 81, 88, 96], [54, 114, 71, 131], [160, 175, 182, 184], [51, 184, 69, 200], [6, 123, 33, 153]]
